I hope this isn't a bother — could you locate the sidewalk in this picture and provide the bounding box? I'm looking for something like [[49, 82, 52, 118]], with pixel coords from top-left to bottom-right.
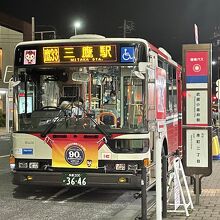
[[0, 127, 9, 136], [148, 160, 220, 219]]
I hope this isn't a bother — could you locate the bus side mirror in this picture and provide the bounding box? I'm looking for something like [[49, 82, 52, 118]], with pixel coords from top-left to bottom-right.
[[10, 79, 21, 87], [8, 78, 21, 98], [4, 65, 14, 83], [4, 66, 20, 97], [134, 71, 145, 80], [134, 62, 150, 79], [138, 62, 148, 73]]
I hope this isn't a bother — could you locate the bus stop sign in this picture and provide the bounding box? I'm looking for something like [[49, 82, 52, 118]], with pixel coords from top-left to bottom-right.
[[182, 44, 212, 177]]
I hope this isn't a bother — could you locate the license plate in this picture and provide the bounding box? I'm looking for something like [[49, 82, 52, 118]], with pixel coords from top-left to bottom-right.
[[62, 173, 87, 186]]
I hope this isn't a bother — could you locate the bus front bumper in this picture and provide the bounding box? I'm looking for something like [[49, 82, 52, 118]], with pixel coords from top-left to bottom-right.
[[12, 170, 141, 188]]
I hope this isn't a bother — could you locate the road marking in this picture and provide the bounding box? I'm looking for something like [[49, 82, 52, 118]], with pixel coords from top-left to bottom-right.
[[28, 195, 46, 200], [28, 196, 37, 200], [42, 187, 70, 203], [0, 154, 10, 158], [37, 196, 45, 200], [0, 169, 10, 172], [58, 188, 96, 204], [0, 136, 11, 140]]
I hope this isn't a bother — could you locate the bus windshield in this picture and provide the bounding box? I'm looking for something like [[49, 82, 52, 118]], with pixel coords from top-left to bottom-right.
[[14, 65, 146, 133]]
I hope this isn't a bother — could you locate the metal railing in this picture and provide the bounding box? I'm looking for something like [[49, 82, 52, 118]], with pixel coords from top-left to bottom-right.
[[134, 162, 156, 220], [135, 152, 179, 220]]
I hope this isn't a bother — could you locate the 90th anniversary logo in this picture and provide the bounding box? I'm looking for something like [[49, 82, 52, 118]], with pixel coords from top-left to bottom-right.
[[65, 144, 85, 166]]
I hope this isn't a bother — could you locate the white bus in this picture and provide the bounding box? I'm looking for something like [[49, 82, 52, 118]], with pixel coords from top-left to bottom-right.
[[9, 35, 182, 187]]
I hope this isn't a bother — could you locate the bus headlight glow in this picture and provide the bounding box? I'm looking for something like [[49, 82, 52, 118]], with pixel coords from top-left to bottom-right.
[[115, 163, 126, 171], [29, 162, 39, 169], [18, 162, 28, 168], [127, 164, 138, 171]]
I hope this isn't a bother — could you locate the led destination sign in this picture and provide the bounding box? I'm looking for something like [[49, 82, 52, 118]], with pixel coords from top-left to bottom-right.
[[43, 45, 117, 64]]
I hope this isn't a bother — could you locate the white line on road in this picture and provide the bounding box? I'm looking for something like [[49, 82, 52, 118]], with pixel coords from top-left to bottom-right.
[[58, 188, 97, 204], [0, 155, 10, 158], [0, 169, 10, 172], [28, 196, 37, 200], [42, 187, 70, 203]]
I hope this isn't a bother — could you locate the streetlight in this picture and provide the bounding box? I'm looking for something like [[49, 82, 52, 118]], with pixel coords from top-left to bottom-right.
[[74, 21, 81, 35]]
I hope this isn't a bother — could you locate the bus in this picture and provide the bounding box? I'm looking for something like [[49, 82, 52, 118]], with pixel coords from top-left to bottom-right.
[[9, 34, 182, 187]]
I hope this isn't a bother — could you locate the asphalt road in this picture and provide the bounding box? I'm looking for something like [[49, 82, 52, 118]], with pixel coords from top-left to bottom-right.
[[0, 135, 147, 220]]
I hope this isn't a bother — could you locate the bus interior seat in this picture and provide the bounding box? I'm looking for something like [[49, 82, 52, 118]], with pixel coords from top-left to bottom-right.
[[102, 104, 118, 117], [97, 112, 117, 127]]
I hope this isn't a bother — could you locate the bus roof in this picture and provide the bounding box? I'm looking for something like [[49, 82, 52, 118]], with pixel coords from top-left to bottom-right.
[[16, 37, 149, 47]]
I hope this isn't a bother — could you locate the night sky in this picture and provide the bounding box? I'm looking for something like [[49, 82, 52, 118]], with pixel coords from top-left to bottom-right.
[[0, 0, 220, 63]]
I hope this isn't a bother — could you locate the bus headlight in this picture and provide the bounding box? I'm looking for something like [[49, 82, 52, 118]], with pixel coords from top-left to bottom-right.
[[128, 164, 138, 171], [18, 162, 28, 169], [29, 162, 39, 169], [115, 163, 126, 171]]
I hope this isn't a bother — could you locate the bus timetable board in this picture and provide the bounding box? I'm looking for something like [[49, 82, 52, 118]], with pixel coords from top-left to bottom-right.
[[182, 44, 212, 177], [15, 43, 144, 66]]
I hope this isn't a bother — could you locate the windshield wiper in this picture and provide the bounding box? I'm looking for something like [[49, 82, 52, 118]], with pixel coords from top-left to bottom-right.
[[40, 102, 112, 143], [77, 105, 111, 142], [40, 104, 70, 138]]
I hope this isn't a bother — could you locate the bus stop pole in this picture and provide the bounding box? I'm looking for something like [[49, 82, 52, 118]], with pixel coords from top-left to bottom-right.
[[162, 155, 167, 218], [156, 135, 162, 220], [141, 164, 147, 220], [195, 174, 200, 205]]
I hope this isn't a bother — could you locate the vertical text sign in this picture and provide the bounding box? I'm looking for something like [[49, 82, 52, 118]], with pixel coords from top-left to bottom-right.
[[182, 44, 212, 176]]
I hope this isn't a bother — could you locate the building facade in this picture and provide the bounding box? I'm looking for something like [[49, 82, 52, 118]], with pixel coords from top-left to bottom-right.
[[0, 11, 31, 129]]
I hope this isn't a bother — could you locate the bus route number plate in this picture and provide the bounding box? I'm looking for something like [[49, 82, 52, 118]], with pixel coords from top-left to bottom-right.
[[62, 173, 87, 186]]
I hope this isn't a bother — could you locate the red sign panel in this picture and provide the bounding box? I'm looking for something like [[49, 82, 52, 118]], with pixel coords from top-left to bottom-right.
[[182, 44, 212, 177], [185, 51, 208, 76]]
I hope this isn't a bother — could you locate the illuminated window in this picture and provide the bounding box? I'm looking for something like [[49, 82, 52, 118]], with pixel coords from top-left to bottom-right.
[[167, 64, 177, 112]]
